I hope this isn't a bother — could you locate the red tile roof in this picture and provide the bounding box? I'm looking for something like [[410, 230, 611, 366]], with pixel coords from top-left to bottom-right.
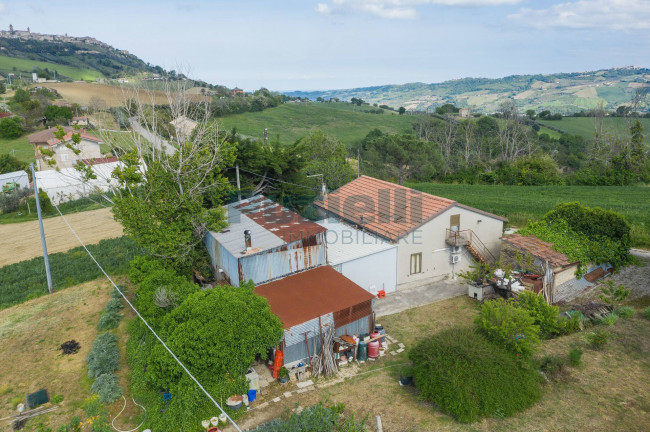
[[80, 156, 118, 166], [315, 176, 506, 242], [501, 234, 574, 268], [28, 126, 75, 144], [255, 266, 375, 328], [45, 130, 102, 147]]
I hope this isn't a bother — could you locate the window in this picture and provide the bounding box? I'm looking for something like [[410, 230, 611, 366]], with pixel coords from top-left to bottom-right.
[[60, 153, 69, 161], [410, 253, 422, 275]]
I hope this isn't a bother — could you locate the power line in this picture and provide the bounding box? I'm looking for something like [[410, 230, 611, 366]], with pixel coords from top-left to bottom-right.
[[51, 203, 244, 432]]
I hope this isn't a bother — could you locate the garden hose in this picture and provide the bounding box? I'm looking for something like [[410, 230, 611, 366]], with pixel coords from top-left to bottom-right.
[[112, 395, 146, 432]]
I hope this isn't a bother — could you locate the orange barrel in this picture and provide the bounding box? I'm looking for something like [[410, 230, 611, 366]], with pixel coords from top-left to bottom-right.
[[368, 332, 381, 358], [272, 349, 284, 379]]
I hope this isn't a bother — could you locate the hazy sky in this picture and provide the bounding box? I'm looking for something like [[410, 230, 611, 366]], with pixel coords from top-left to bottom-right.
[[1, 0, 648, 91]]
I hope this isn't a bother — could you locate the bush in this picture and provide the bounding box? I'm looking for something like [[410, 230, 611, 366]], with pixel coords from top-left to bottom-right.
[[0, 116, 23, 139], [104, 297, 124, 314], [91, 373, 123, 404], [476, 298, 540, 357], [615, 306, 634, 319], [599, 280, 630, 308], [86, 333, 120, 378], [516, 291, 563, 338], [51, 394, 64, 404], [569, 347, 583, 367], [409, 328, 542, 423], [251, 402, 367, 432], [539, 355, 567, 380], [597, 313, 619, 326], [587, 329, 610, 349], [562, 312, 583, 334], [97, 310, 122, 331]]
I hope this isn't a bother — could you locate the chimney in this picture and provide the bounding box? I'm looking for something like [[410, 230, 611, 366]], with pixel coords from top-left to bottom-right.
[[244, 230, 252, 250]]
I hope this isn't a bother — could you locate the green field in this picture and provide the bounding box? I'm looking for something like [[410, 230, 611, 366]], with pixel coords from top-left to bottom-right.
[[0, 136, 34, 163], [0, 55, 104, 81], [538, 117, 650, 145], [406, 183, 650, 248], [215, 102, 419, 146]]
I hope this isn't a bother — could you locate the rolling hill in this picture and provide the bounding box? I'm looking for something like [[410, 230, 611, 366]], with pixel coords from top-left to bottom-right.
[[215, 102, 418, 146], [286, 67, 650, 115]]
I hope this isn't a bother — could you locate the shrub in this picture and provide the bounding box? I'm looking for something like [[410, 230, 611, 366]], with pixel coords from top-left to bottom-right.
[[409, 328, 542, 423], [97, 310, 122, 331], [643, 307, 650, 320], [569, 347, 583, 367], [476, 298, 540, 357], [597, 313, 618, 326], [587, 329, 610, 349], [250, 402, 367, 432], [400, 364, 413, 378], [516, 291, 563, 338], [104, 297, 124, 314], [539, 355, 567, 380], [51, 394, 64, 404], [615, 306, 634, 319], [599, 280, 630, 308], [562, 312, 583, 334], [86, 333, 120, 378], [91, 373, 123, 404]]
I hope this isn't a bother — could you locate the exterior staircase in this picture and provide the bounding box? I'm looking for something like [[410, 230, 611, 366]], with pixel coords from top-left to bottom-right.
[[446, 229, 497, 265]]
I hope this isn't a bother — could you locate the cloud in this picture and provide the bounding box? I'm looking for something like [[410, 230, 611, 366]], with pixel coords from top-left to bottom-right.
[[508, 0, 650, 30], [315, 0, 523, 20], [0, 3, 5, 12]]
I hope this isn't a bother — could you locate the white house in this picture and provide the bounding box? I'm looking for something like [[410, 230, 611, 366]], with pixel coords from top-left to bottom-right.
[[169, 115, 198, 140], [317, 219, 398, 295], [28, 127, 103, 171], [315, 176, 507, 290]]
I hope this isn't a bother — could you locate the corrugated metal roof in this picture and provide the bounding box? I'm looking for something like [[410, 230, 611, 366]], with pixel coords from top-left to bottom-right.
[[317, 220, 397, 266], [315, 176, 507, 241], [0, 170, 28, 182], [255, 266, 375, 329], [210, 196, 327, 256]]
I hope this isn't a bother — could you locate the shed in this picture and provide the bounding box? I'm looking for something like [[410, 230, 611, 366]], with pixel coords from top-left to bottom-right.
[[317, 220, 398, 294], [255, 266, 375, 365], [204, 196, 327, 287], [0, 170, 29, 190]]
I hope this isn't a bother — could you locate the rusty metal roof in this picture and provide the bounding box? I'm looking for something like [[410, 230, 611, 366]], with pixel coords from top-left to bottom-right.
[[254, 266, 375, 328], [501, 234, 573, 268]]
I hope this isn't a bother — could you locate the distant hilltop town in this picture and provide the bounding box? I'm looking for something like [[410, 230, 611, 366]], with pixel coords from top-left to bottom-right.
[[0, 25, 129, 54]]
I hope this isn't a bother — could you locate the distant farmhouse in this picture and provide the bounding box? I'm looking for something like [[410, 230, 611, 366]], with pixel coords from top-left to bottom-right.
[[28, 127, 103, 171], [231, 87, 244, 96]]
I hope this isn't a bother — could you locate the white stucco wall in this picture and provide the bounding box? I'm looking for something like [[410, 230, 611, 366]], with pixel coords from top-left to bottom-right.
[[336, 247, 398, 294], [395, 205, 504, 288]]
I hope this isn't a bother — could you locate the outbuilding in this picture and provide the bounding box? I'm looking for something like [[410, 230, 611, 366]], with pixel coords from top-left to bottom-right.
[[0, 170, 29, 191], [204, 196, 327, 287], [315, 176, 507, 290], [317, 219, 398, 295], [255, 266, 375, 366]]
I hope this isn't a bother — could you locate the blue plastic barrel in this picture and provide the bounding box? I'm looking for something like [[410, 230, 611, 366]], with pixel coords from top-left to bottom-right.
[[247, 389, 257, 403]]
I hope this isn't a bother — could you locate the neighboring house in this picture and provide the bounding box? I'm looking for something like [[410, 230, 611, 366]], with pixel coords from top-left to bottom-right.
[[255, 266, 375, 366], [230, 87, 244, 96], [71, 116, 89, 126], [28, 127, 102, 170], [169, 115, 198, 139], [459, 108, 471, 118], [317, 219, 398, 295], [0, 170, 29, 191], [315, 176, 507, 290], [204, 196, 327, 287], [501, 233, 611, 304], [0, 111, 13, 119]]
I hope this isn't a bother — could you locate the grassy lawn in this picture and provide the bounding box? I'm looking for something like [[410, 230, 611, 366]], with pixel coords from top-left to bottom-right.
[[215, 102, 418, 146], [0, 135, 34, 163], [537, 125, 562, 139], [0, 55, 104, 81], [538, 117, 650, 145], [406, 183, 650, 248], [0, 279, 135, 431]]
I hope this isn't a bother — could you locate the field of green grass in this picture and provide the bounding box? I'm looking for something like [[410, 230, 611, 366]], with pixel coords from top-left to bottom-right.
[[215, 102, 418, 146], [0, 135, 34, 163], [0, 55, 104, 81], [538, 117, 650, 145], [406, 183, 650, 248]]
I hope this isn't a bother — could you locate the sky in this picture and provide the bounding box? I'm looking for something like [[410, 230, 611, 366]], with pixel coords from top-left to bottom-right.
[[1, 0, 649, 91]]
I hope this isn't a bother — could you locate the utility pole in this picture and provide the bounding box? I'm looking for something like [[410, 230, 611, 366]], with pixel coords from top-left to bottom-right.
[[30, 163, 53, 294], [235, 164, 241, 201], [307, 173, 326, 200], [357, 147, 360, 178]]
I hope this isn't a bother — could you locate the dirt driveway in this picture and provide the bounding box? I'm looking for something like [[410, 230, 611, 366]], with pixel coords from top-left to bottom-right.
[[0, 208, 123, 266]]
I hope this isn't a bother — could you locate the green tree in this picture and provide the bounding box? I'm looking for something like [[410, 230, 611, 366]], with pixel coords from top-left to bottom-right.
[[302, 130, 355, 190], [363, 133, 440, 185], [525, 109, 536, 120], [0, 117, 23, 139], [435, 103, 459, 115], [629, 119, 648, 181], [475, 298, 540, 357], [398, 106, 406, 115], [44, 105, 73, 123], [598, 280, 630, 308], [11, 88, 30, 104], [0, 153, 25, 174], [0, 83, 6, 94]]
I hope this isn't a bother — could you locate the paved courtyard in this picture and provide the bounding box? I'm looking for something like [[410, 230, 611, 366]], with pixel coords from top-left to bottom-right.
[[374, 278, 467, 317]]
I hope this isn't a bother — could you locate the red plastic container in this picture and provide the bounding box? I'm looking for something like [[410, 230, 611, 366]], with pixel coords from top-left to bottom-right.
[[368, 332, 381, 358]]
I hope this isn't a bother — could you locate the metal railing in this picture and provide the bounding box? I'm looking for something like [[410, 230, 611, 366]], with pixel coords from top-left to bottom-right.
[[446, 228, 497, 264]]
